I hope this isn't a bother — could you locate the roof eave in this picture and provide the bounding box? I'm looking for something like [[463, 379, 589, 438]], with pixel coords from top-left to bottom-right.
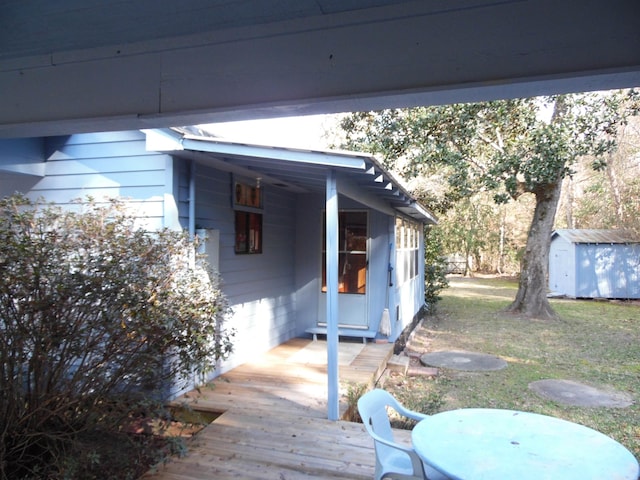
[[145, 127, 437, 223]]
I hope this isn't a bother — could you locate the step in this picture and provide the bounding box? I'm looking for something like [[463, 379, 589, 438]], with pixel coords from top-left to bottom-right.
[[306, 326, 378, 344]]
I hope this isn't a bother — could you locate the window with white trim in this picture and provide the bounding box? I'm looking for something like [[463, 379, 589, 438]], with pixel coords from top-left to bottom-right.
[[395, 217, 420, 284]]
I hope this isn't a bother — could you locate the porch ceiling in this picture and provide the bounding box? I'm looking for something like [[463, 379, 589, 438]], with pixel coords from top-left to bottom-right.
[[147, 128, 436, 223], [1, 0, 638, 137]]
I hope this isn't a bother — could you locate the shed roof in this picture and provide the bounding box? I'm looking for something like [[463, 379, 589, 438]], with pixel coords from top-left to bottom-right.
[[145, 128, 437, 224], [552, 229, 640, 244]]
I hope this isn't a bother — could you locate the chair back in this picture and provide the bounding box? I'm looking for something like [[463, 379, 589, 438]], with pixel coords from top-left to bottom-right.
[[357, 389, 447, 480], [358, 388, 409, 472], [358, 388, 397, 443]]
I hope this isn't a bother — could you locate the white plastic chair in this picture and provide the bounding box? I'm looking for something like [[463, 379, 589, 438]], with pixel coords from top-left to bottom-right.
[[357, 389, 449, 480]]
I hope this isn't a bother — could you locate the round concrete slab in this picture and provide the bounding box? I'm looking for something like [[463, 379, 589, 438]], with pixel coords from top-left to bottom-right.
[[420, 350, 508, 371], [529, 379, 633, 408]]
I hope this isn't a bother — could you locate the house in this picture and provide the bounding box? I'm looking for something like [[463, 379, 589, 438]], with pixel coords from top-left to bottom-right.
[[549, 229, 640, 299], [0, 128, 436, 411]]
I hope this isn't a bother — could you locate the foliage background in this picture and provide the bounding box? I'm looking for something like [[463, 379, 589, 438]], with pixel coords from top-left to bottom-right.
[[332, 92, 640, 278]]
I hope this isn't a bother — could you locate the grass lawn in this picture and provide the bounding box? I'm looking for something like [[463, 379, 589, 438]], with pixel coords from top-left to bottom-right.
[[384, 275, 640, 459]]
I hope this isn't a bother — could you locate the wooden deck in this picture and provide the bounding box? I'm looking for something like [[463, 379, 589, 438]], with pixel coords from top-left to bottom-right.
[[143, 337, 404, 480]]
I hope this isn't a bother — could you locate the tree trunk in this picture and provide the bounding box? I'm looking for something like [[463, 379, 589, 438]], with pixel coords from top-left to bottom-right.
[[606, 153, 624, 227], [564, 175, 574, 229], [506, 178, 562, 319], [506, 95, 570, 320]]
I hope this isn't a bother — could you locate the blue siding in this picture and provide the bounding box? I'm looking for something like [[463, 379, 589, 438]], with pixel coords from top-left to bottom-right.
[[0, 137, 45, 197], [190, 162, 298, 373], [576, 244, 640, 299], [295, 193, 324, 335], [551, 232, 640, 299], [0, 137, 45, 175], [368, 210, 392, 334], [28, 132, 174, 229]]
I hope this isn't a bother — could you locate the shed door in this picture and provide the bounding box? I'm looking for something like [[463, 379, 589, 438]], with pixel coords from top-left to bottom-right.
[[319, 211, 369, 328], [551, 248, 571, 295]]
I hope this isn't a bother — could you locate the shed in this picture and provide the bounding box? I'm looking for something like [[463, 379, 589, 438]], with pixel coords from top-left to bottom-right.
[[549, 229, 640, 299]]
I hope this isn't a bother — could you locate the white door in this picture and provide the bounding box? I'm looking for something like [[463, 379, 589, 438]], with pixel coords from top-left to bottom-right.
[[319, 211, 369, 328], [550, 248, 571, 295]]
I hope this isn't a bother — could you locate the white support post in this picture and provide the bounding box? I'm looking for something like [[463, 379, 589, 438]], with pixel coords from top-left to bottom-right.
[[326, 170, 339, 421]]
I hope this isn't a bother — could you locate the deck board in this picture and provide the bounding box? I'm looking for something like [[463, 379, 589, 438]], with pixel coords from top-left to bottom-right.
[[144, 338, 397, 479]]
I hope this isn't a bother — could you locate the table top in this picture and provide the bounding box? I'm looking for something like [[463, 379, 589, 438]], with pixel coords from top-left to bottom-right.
[[411, 408, 639, 480]]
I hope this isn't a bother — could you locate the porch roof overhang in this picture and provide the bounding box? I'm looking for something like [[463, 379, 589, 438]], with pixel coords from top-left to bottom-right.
[[145, 128, 437, 224], [1, 0, 639, 138]]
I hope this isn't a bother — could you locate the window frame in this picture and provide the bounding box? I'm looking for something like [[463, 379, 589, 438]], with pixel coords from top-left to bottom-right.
[[234, 210, 263, 254], [232, 176, 264, 255], [395, 217, 420, 285]]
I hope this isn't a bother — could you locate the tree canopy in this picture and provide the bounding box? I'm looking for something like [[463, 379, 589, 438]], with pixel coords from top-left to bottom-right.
[[336, 89, 639, 318]]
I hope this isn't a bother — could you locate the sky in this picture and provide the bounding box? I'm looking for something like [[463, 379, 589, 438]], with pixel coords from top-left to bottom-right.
[[201, 114, 343, 150], [203, 95, 579, 148]]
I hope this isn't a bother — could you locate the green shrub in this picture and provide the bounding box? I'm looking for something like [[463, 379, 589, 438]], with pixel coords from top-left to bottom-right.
[[343, 382, 369, 422], [0, 195, 234, 479], [424, 225, 448, 312]]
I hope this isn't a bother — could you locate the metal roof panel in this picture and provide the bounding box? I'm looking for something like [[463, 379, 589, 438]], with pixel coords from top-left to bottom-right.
[[552, 229, 640, 244]]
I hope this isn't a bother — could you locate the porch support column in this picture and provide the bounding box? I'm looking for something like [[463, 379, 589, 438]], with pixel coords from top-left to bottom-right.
[[188, 159, 196, 239], [325, 169, 339, 421]]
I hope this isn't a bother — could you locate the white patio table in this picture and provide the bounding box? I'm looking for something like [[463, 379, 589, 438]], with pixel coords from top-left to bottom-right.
[[412, 408, 639, 480]]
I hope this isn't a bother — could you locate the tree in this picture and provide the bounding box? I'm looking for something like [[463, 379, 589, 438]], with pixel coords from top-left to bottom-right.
[[336, 90, 639, 319], [423, 225, 448, 311], [438, 195, 491, 276], [0, 195, 234, 479], [557, 115, 640, 236], [498, 93, 638, 318]]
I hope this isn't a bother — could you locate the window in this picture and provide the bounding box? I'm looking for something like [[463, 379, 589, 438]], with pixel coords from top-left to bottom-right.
[[234, 181, 262, 209], [235, 211, 262, 254], [395, 217, 420, 284], [233, 178, 263, 254]]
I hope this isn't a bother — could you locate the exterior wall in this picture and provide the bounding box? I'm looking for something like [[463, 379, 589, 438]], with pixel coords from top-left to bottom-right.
[[293, 193, 424, 342], [393, 217, 426, 339], [551, 233, 640, 299], [0, 138, 45, 197], [549, 234, 577, 297], [189, 161, 299, 374], [0, 133, 198, 398], [295, 193, 324, 335], [18, 131, 176, 230], [575, 244, 640, 299], [367, 210, 393, 336], [295, 194, 384, 332]]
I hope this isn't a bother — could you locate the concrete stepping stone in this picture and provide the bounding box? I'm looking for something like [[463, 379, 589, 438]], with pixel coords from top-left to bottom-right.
[[529, 379, 633, 408], [420, 350, 507, 371]]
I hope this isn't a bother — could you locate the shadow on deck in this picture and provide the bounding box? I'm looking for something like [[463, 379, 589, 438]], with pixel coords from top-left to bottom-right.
[[143, 338, 402, 480]]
